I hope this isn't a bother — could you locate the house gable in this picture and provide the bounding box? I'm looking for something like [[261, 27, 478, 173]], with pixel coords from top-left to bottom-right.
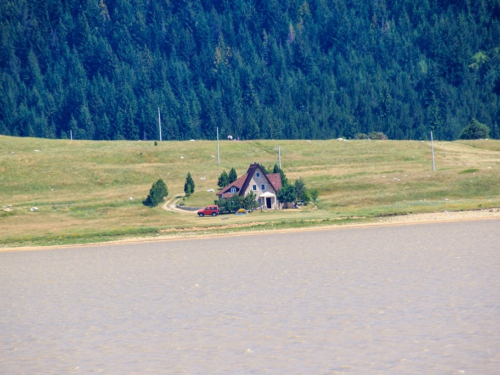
[[216, 163, 282, 204], [241, 163, 279, 197]]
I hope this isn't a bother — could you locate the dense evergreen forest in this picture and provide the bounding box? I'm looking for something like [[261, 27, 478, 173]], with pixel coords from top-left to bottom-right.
[[1, 0, 499, 141]]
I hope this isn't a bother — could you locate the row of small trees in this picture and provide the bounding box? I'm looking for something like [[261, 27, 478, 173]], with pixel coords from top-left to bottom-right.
[[217, 168, 238, 188], [354, 119, 490, 140], [214, 191, 260, 214], [355, 132, 389, 140], [276, 176, 318, 206]]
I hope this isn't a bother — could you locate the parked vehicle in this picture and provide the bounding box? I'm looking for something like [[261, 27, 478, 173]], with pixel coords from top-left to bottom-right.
[[197, 205, 219, 217]]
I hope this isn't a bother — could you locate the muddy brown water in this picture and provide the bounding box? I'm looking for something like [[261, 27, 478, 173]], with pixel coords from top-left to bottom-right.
[[1, 220, 499, 374]]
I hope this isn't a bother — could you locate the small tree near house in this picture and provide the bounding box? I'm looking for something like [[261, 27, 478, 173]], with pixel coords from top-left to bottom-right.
[[228, 167, 238, 184], [143, 179, 168, 207], [310, 189, 319, 205], [243, 191, 259, 211], [294, 178, 311, 205], [277, 184, 296, 204], [184, 172, 195, 197], [217, 170, 229, 188], [273, 164, 288, 187]]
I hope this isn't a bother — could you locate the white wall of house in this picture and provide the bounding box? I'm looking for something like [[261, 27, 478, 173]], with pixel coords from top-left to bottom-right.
[[243, 169, 278, 208]]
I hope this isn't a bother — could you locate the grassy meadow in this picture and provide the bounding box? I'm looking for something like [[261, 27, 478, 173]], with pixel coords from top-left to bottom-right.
[[1, 135, 499, 248]]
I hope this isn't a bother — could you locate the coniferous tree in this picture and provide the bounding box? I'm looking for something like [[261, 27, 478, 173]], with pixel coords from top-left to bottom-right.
[[277, 184, 296, 204], [184, 172, 195, 197], [217, 170, 229, 188], [143, 179, 169, 207], [294, 178, 310, 205], [273, 164, 288, 187], [228, 168, 237, 184], [0, 0, 498, 141]]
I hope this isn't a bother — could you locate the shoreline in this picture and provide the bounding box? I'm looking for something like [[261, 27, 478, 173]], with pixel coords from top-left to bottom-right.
[[1, 208, 499, 253]]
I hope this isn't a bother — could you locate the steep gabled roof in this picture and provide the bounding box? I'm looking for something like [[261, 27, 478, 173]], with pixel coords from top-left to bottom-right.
[[217, 163, 283, 198], [240, 163, 261, 195], [240, 163, 282, 195], [266, 173, 283, 192], [219, 173, 248, 196]]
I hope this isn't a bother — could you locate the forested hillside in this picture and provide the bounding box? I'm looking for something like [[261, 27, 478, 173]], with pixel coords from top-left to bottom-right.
[[1, 0, 499, 141]]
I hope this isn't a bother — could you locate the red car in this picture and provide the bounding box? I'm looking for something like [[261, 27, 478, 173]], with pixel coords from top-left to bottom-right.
[[197, 205, 219, 217]]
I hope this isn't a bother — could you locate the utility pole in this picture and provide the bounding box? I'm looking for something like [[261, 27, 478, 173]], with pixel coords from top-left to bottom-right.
[[158, 107, 162, 142], [431, 131, 435, 172], [217, 127, 220, 165], [278, 145, 281, 169]]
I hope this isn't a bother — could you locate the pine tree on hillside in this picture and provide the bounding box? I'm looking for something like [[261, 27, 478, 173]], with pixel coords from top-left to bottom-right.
[[143, 179, 169, 207], [184, 172, 195, 197], [0, 0, 498, 141]]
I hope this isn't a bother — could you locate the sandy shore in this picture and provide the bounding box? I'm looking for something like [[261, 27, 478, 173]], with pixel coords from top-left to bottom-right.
[[1, 208, 499, 253], [376, 207, 500, 224]]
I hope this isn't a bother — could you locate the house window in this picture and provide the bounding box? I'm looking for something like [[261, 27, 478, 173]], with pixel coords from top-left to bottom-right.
[[252, 185, 257, 191], [230, 187, 236, 193], [261, 184, 266, 190], [258, 198, 262, 204], [256, 172, 260, 178]]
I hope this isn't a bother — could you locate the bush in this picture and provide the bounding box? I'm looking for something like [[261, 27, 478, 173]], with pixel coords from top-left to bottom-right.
[[459, 118, 490, 139], [215, 191, 259, 213], [310, 189, 319, 204], [294, 178, 310, 205], [369, 132, 388, 140], [143, 179, 168, 207], [277, 184, 296, 203], [243, 191, 259, 211], [355, 133, 369, 139]]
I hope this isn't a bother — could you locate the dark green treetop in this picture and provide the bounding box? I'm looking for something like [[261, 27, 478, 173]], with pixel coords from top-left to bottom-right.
[[143, 179, 168, 207], [184, 172, 195, 197]]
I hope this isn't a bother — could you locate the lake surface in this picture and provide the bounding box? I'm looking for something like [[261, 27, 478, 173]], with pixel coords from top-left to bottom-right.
[[1, 220, 499, 374]]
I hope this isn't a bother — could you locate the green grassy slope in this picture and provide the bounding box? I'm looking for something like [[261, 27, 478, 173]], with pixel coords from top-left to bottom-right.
[[1, 136, 499, 247]]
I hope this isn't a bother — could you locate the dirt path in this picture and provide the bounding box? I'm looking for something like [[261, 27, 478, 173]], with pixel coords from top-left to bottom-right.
[[162, 194, 196, 215]]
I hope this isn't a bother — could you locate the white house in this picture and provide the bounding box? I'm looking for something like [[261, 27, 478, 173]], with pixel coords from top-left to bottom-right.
[[217, 163, 283, 209]]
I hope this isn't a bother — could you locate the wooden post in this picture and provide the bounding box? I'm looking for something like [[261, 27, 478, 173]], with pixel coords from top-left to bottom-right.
[[431, 131, 435, 172], [217, 127, 220, 165], [278, 145, 281, 169], [158, 107, 162, 142]]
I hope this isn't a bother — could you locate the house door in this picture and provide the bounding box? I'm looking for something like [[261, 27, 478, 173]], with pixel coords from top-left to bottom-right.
[[266, 197, 272, 209]]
